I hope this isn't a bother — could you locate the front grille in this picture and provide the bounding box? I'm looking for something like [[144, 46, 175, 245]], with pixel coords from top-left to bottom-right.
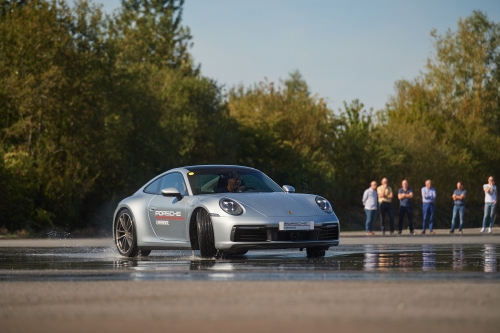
[[231, 224, 339, 242], [232, 227, 268, 242], [273, 230, 317, 241], [317, 224, 339, 240]]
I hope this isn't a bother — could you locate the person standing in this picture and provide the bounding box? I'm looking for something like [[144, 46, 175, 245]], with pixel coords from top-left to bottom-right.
[[377, 178, 395, 235], [481, 176, 497, 233], [450, 181, 467, 234], [362, 181, 378, 235], [397, 180, 414, 235], [421, 180, 436, 235]]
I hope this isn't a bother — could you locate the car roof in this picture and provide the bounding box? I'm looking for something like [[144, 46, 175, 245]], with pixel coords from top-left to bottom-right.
[[169, 165, 259, 173], [185, 165, 257, 171]]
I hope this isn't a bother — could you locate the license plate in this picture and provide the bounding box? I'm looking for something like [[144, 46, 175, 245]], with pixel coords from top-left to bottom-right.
[[279, 221, 314, 231]]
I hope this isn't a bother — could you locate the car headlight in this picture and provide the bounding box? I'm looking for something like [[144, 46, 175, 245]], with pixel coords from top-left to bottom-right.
[[315, 196, 333, 214], [219, 198, 244, 215]]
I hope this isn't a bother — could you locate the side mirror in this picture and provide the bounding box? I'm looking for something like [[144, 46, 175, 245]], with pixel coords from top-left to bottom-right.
[[161, 187, 183, 200], [282, 185, 295, 193]]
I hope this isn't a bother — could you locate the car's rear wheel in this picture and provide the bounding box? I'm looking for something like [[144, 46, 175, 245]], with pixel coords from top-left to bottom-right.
[[306, 247, 326, 258], [196, 209, 217, 258], [115, 209, 139, 257]]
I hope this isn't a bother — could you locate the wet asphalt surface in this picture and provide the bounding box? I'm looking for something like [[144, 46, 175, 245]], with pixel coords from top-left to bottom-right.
[[1, 241, 499, 281]]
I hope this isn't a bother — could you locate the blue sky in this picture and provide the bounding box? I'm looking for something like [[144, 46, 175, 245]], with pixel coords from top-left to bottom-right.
[[91, 0, 500, 112]]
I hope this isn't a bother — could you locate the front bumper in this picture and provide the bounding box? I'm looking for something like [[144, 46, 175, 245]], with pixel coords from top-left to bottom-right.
[[211, 215, 340, 251]]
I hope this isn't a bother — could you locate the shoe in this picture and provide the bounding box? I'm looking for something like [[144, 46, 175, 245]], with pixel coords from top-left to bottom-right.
[[429, 231, 435, 235], [488, 228, 492, 233], [421, 231, 425, 234], [449, 230, 454, 234], [480, 228, 485, 233], [382, 231, 386, 235], [459, 230, 463, 235], [410, 231, 415, 235], [366, 231, 373, 236], [398, 231, 402, 235]]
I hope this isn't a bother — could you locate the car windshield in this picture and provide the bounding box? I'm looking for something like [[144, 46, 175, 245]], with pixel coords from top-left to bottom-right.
[[186, 167, 284, 195]]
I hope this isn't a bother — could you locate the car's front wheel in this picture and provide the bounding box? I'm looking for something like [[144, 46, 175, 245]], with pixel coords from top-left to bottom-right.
[[306, 247, 326, 258], [115, 209, 139, 257], [196, 209, 217, 258]]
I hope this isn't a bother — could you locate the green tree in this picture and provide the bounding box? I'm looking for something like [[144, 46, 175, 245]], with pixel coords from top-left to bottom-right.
[[113, 0, 194, 72], [330, 100, 378, 203], [228, 73, 334, 195], [0, 0, 114, 230], [0, 0, 233, 232]]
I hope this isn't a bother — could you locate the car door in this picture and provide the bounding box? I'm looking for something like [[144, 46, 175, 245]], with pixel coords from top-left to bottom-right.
[[148, 172, 189, 242]]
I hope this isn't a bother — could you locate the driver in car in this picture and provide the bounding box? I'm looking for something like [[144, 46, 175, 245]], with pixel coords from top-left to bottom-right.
[[214, 172, 247, 193]]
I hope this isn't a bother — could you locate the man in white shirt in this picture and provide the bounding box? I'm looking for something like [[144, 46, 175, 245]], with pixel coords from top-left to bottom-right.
[[362, 181, 378, 235], [481, 176, 497, 233]]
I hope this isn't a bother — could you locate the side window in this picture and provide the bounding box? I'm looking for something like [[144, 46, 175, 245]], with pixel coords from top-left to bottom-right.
[[144, 177, 162, 194], [160, 173, 187, 196]]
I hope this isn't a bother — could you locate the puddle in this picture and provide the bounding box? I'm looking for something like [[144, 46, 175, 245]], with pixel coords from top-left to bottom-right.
[[0, 244, 498, 281]]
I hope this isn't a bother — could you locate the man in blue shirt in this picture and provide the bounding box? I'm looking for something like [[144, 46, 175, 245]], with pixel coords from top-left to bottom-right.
[[421, 180, 436, 234], [450, 181, 467, 234], [398, 180, 414, 235]]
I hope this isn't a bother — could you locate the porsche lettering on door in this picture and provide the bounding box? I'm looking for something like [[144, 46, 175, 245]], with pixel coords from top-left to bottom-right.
[[155, 211, 183, 217]]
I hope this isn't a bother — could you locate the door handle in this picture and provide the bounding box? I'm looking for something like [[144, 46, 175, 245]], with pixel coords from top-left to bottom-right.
[[150, 207, 156, 211]]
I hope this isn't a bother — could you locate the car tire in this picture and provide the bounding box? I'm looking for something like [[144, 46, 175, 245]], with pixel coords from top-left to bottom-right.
[[115, 209, 139, 257], [139, 250, 151, 257], [196, 209, 217, 258], [306, 247, 326, 258]]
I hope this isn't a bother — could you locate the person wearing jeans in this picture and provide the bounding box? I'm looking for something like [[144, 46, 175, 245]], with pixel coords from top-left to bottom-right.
[[481, 176, 497, 233], [450, 181, 467, 234], [363, 181, 378, 235], [397, 180, 414, 235], [377, 178, 395, 235], [421, 180, 436, 234]]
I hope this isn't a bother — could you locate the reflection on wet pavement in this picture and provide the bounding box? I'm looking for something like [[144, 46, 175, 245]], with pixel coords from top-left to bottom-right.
[[452, 244, 465, 271], [484, 244, 497, 273], [0, 244, 499, 281]]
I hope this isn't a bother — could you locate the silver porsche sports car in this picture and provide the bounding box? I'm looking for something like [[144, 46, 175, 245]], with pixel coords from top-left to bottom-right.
[[113, 165, 340, 258]]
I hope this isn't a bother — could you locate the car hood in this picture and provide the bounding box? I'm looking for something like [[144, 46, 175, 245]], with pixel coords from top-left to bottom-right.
[[217, 192, 318, 217]]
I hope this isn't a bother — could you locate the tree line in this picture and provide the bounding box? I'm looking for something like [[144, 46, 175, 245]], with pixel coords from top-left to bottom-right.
[[1, 0, 499, 234]]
